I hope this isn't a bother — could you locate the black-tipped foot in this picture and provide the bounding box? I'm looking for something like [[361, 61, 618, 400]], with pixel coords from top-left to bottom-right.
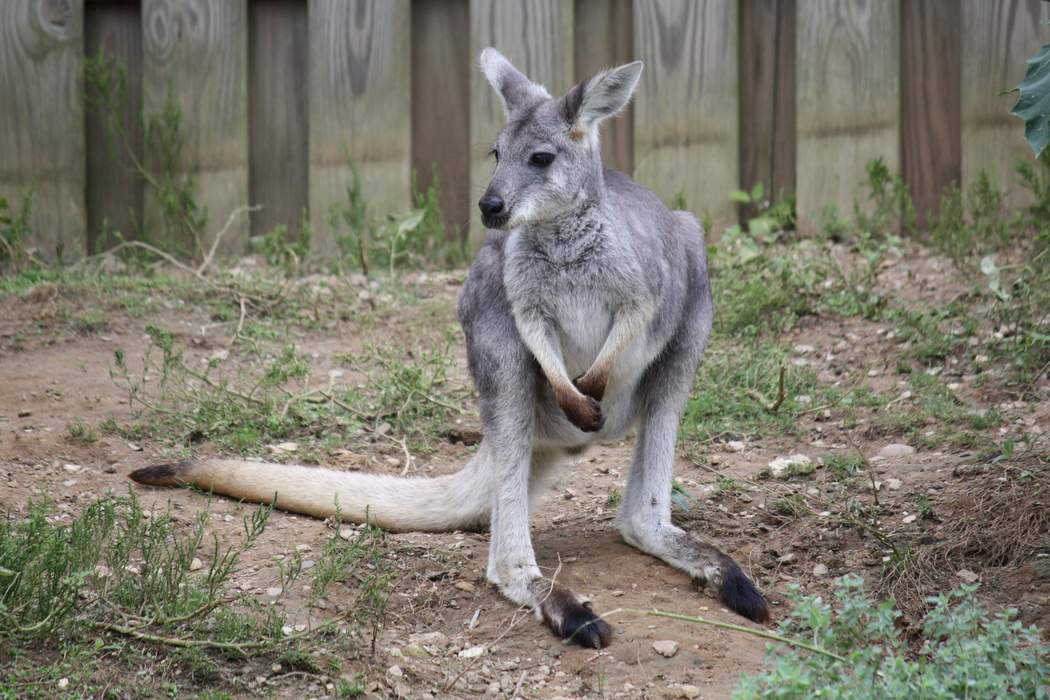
[[719, 559, 771, 623], [557, 602, 613, 648], [536, 583, 614, 648], [128, 460, 193, 487]]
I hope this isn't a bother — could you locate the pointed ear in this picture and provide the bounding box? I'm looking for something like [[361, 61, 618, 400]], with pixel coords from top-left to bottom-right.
[[561, 61, 643, 133], [480, 47, 551, 117]]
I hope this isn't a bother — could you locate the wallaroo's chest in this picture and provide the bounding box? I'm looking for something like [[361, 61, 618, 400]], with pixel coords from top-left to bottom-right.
[[502, 211, 639, 304]]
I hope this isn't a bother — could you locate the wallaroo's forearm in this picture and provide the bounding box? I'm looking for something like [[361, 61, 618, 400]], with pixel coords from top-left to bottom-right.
[[576, 302, 654, 399], [515, 313, 574, 393]]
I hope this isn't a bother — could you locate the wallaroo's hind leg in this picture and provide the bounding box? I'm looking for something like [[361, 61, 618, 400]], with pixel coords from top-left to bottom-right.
[[482, 431, 612, 648], [617, 305, 769, 622], [617, 409, 769, 622]]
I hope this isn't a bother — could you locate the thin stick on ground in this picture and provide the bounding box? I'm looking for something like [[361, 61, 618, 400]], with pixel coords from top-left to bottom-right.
[[604, 608, 847, 663]]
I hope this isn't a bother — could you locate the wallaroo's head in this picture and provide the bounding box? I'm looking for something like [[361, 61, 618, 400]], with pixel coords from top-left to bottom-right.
[[477, 47, 643, 230]]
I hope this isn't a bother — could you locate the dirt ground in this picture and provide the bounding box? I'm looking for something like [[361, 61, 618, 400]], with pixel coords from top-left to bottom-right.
[[1, 245, 1048, 699]]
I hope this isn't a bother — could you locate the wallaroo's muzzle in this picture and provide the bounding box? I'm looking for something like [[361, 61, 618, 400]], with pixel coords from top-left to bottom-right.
[[479, 193, 510, 229]]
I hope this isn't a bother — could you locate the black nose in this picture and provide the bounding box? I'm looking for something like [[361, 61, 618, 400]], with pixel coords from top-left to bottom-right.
[[479, 195, 504, 217]]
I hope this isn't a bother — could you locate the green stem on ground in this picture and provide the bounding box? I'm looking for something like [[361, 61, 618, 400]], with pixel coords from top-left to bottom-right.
[[608, 608, 847, 663]]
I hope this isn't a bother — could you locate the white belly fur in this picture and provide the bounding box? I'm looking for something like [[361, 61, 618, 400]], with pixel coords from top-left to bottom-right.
[[556, 299, 611, 379]]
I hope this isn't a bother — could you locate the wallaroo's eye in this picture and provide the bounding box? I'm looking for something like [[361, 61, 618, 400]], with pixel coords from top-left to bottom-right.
[[530, 152, 555, 167]]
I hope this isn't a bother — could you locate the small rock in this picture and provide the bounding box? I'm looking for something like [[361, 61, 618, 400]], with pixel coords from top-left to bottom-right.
[[956, 569, 979, 584], [454, 580, 476, 593], [387, 665, 404, 680], [768, 454, 814, 479], [726, 440, 746, 452], [271, 663, 282, 673], [877, 444, 915, 459], [17, 410, 31, 418], [57, 678, 69, 690], [563, 489, 576, 500], [103, 465, 117, 474], [409, 631, 449, 647], [376, 422, 392, 435], [269, 442, 299, 453], [189, 557, 204, 571], [676, 684, 702, 699], [793, 344, 814, 354], [127, 442, 143, 452], [63, 463, 82, 473], [812, 564, 829, 577], [885, 478, 903, 491], [652, 640, 679, 658], [402, 643, 428, 659], [459, 645, 486, 659], [902, 514, 918, 524], [777, 552, 796, 564], [339, 528, 354, 540], [266, 586, 283, 597]]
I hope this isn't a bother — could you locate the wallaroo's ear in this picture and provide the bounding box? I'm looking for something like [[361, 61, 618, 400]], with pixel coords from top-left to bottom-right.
[[480, 47, 551, 117], [561, 61, 643, 135]]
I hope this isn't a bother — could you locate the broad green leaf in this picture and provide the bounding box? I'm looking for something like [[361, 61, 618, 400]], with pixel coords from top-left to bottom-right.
[[750, 181, 764, 202], [1011, 42, 1050, 157], [394, 207, 427, 238], [728, 190, 751, 204]]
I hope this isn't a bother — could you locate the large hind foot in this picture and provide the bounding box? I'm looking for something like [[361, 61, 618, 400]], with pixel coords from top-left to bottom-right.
[[530, 578, 613, 648], [620, 520, 769, 623]]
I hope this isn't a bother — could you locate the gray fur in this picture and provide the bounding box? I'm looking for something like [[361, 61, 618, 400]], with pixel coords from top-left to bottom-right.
[[460, 49, 768, 646]]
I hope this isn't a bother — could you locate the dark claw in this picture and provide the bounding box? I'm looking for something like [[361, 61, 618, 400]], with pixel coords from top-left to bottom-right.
[[554, 602, 613, 648]]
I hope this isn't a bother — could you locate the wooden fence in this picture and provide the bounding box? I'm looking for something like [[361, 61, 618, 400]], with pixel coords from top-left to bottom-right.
[[2, 0, 1048, 261]]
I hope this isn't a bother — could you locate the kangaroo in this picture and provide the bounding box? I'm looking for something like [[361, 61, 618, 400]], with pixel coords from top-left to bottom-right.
[[129, 48, 769, 648]]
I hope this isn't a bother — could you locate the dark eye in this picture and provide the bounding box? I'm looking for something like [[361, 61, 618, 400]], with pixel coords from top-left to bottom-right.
[[530, 152, 555, 167], [489, 148, 499, 162]]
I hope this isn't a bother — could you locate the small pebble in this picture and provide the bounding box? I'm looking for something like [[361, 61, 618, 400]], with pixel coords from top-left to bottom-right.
[[652, 640, 679, 658]]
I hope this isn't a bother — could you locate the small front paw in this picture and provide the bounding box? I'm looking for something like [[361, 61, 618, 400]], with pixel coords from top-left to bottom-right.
[[558, 391, 605, 432], [573, 371, 607, 401]]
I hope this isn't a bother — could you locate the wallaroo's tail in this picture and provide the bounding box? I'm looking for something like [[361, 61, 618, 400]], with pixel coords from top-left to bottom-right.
[[128, 451, 492, 533]]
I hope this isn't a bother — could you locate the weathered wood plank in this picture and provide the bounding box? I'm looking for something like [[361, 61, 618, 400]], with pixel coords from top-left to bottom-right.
[[901, 0, 960, 225], [796, 0, 899, 228], [574, 0, 634, 175], [309, 0, 411, 255], [633, 0, 738, 222], [85, 0, 143, 252], [0, 0, 85, 259], [249, 0, 308, 240], [961, 0, 1050, 203], [739, 0, 796, 214], [142, 0, 249, 257], [412, 0, 471, 244], [469, 0, 574, 247]]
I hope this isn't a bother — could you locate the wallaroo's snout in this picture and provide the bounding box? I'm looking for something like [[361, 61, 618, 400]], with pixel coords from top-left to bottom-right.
[[479, 193, 509, 228]]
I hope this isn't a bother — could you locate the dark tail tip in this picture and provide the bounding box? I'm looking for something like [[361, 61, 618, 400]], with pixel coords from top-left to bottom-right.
[[719, 559, 771, 623], [128, 460, 194, 487]]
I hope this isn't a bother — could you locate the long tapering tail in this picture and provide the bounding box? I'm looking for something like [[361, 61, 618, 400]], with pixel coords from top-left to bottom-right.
[[128, 448, 492, 533]]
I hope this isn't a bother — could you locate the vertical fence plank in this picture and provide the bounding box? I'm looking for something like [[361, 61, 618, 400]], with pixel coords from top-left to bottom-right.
[[901, 0, 960, 224], [961, 0, 1050, 203], [85, 0, 143, 252], [412, 0, 470, 244], [309, 0, 411, 256], [0, 0, 85, 259], [796, 0, 899, 228], [739, 0, 795, 212], [469, 0, 574, 248], [142, 0, 249, 257], [574, 0, 634, 175], [249, 0, 308, 240], [634, 0, 738, 222]]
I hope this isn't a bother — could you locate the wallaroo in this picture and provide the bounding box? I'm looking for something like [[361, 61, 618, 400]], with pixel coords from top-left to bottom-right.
[[131, 48, 769, 648]]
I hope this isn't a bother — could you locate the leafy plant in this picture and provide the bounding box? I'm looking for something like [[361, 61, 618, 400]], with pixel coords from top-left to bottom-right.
[[854, 157, 916, 237], [0, 191, 35, 272], [733, 577, 1049, 699], [1011, 40, 1050, 158]]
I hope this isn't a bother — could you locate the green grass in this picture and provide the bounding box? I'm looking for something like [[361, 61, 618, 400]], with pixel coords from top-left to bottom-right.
[[0, 493, 393, 697]]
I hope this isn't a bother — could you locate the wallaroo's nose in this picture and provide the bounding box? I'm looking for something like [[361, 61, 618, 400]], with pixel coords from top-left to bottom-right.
[[478, 194, 505, 217]]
